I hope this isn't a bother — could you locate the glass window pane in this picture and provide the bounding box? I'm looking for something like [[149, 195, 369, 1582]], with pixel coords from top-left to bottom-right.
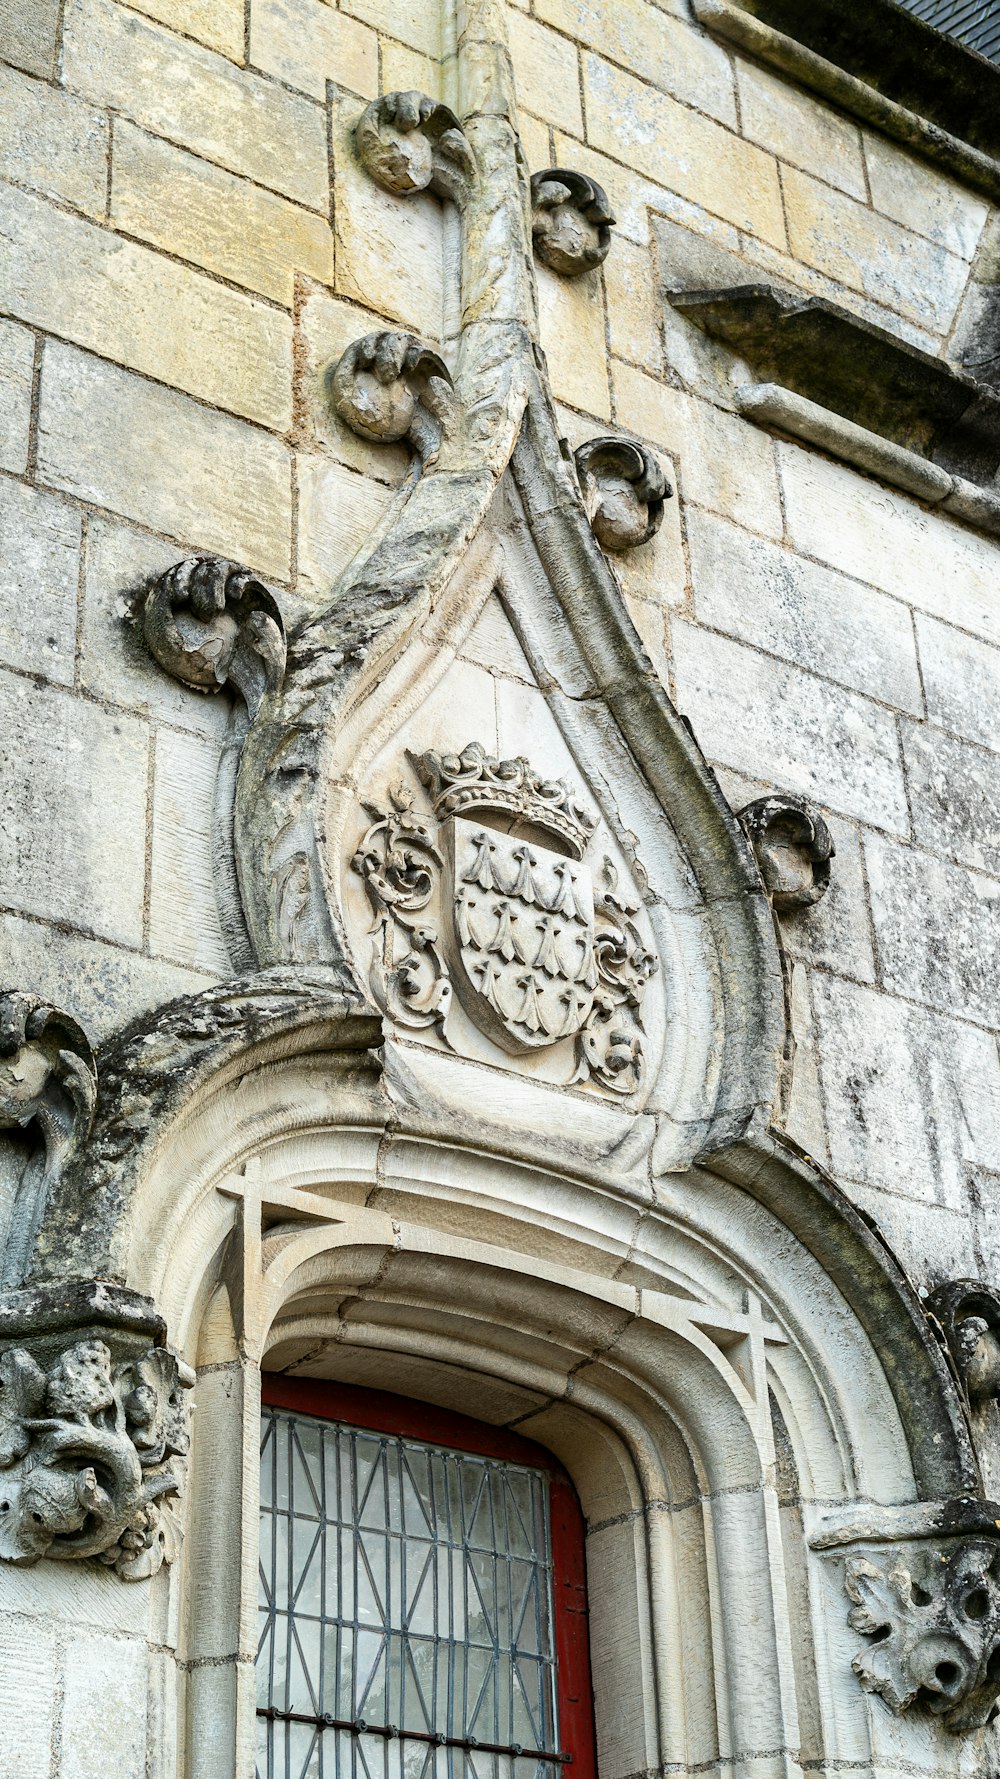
[[258, 1408, 560, 1779]]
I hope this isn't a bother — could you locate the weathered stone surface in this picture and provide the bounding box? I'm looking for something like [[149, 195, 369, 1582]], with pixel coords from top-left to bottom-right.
[[0, 62, 108, 219], [902, 723, 1000, 879], [672, 620, 911, 835], [331, 93, 444, 336], [0, 318, 34, 476], [863, 132, 989, 262], [248, 0, 378, 101], [812, 973, 1000, 1204], [62, 0, 328, 208], [297, 454, 394, 597], [0, 911, 215, 1042], [614, 364, 784, 537], [781, 166, 970, 336], [686, 509, 923, 715], [125, 0, 243, 57], [341, 0, 441, 56], [604, 233, 663, 373], [536, 263, 611, 417], [62, 1630, 147, 1779], [779, 813, 875, 984], [916, 613, 1000, 755], [509, 12, 583, 133], [0, 0, 61, 76], [536, 0, 736, 123], [778, 442, 1000, 647], [0, 480, 80, 688], [150, 727, 232, 973], [0, 185, 293, 432], [583, 52, 787, 249], [110, 122, 333, 305], [0, 668, 148, 948], [736, 58, 866, 198], [0, 1614, 56, 1775], [864, 833, 1000, 1028], [37, 344, 293, 580]]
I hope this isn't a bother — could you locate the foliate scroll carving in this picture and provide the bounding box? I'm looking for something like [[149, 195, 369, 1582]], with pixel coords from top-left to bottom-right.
[[351, 784, 451, 1034], [846, 1541, 1000, 1730], [143, 555, 286, 718], [530, 169, 615, 276], [575, 437, 671, 551], [330, 331, 456, 469], [578, 860, 658, 1096], [738, 794, 834, 910], [0, 991, 96, 1179], [0, 1337, 192, 1580], [413, 741, 597, 859], [356, 91, 475, 204], [928, 1280, 1000, 1405]]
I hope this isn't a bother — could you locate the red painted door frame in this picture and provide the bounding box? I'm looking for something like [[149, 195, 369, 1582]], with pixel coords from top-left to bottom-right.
[[261, 1374, 599, 1779]]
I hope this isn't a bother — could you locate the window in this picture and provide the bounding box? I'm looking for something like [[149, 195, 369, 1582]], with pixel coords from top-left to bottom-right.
[[257, 1379, 597, 1779]]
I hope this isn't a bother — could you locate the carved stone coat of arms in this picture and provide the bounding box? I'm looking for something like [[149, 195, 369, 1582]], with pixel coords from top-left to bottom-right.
[[351, 742, 658, 1097]]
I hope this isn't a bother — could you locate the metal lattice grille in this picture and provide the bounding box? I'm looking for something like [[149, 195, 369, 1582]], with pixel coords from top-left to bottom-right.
[[258, 1407, 562, 1779]]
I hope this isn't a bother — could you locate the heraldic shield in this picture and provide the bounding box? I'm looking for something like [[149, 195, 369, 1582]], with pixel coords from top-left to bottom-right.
[[446, 816, 597, 1054]]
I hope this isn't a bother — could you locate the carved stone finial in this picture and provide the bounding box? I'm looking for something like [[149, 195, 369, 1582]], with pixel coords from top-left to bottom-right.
[[846, 1541, 1000, 1731], [412, 740, 597, 859], [356, 91, 475, 204], [530, 169, 615, 276], [329, 331, 456, 468], [575, 437, 671, 551], [142, 556, 286, 718], [928, 1280, 1000, 1404], [0, 991, 96, 1180], [738, 794, 834, 910]]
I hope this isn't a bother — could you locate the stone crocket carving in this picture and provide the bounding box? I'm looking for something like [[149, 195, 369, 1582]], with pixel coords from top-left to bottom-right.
[[846, 1541, 1000, 1730], [143, 555, 286, 718], [739, 793, 834, 910], [575, 436, 671, 551], [531, 169, 615, 275], [0, 1335, 193, 1580], [330, 331, 456, 470], [0, 991, 96, 1180], [356, 90, 475, 204], [928, 1280, 1000, 1405]]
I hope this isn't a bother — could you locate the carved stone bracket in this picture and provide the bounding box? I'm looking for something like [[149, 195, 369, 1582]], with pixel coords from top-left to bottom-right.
[[575, 436, 671, 551], [530, 169, 615, 275], [738, 794, 834, 909], [142, 555, 286, 718], [356, 90, 476, 204], [846, 1538, 1000, 1731], [0, 991, 96, 1180], [928, 1280, 1000, 1404], [0, 1282, 193, 1581], [330, 331, 456, 469]]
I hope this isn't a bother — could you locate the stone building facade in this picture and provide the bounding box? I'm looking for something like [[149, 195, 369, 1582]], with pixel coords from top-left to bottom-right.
[[3, 0, 1000, 1773]]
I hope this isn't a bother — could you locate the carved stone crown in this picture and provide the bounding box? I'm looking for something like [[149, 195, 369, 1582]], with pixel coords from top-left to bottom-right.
[[411, 742, 597, 859]]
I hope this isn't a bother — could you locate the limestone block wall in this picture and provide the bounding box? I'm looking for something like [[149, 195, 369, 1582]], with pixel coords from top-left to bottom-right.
[[2, 0, 999, 1383]]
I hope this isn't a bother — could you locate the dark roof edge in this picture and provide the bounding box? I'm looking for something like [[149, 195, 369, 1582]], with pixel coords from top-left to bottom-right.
[[692, 0, 1000, 204]]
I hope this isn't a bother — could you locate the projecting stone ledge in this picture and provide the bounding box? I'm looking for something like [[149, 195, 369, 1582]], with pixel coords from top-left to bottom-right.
[[692, 0, 1000, 202], [673, 286, 1000, 538]]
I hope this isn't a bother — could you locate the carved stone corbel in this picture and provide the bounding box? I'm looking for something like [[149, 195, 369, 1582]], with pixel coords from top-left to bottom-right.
[[575, 436, 671, 550], [0, 1282, 193, 1581], [846, 1539, 1000, 1731], [738, 794, 834, 910], [0, 991, 96, 1179], [329, 331, 456, 469], [142, 555, 286, 718], [356, 90, 475, 204], [928, 1280, 1000, 1404], [530, 169, 615, 275]]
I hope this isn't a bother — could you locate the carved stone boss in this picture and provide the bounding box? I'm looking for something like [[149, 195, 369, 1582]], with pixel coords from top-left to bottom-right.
[[352, 743, 657, 1095]]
